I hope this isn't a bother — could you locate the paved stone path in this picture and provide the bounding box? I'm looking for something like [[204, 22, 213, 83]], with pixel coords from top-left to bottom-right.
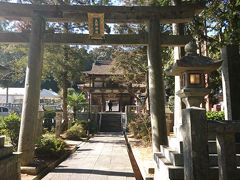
[[43, 133, 135, 180]]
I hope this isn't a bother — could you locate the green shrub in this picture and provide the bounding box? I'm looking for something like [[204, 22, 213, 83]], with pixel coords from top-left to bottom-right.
[[206, 111, 225, 121], [128, 113, 151, 145], [65, 121, 87, 140], [0, 113, 20, 149], [35, 133, 66, 158]]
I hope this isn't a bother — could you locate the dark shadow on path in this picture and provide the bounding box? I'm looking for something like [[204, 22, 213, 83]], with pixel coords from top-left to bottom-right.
[[88, 140, 125, 144], [53, 168, 135, 177], [76, 148, 93, 152]]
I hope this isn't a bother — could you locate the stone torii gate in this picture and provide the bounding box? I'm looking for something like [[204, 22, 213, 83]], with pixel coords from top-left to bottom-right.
[[0, 2, 203, 165]]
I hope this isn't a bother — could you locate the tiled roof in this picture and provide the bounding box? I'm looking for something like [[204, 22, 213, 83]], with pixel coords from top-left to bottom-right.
[[84, 61, 123, 75]]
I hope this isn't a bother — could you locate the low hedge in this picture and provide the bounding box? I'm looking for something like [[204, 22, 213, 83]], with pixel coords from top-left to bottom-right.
[[0, 113, 20, 149], [35, 133, 67, 158], [206, 111, 224, 121], [65, 121, 87, 140]]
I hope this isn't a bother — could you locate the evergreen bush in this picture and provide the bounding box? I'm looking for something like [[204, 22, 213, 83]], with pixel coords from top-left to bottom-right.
[[35, 133, 66, 158], [65, 121, 87, 140], [206, 111, 225, 121], [0, 113, 20, 149]]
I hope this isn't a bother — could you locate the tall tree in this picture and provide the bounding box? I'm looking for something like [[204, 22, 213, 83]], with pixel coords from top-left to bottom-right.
[[42, 44, 92, 130]]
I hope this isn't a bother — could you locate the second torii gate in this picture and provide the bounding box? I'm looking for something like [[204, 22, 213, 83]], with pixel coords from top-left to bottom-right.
[[0, 1, 204, 165]]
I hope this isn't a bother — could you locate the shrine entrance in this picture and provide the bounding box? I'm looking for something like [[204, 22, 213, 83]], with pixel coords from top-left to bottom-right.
[[0, 1, 204, 166]]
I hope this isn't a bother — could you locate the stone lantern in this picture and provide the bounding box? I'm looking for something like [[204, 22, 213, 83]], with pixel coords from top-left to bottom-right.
[[167, 41, 222, 108]]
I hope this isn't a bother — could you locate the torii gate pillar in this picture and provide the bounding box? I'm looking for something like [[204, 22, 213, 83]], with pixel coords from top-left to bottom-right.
[[18, 14, 45, 165], [147, 18, 168, 152]]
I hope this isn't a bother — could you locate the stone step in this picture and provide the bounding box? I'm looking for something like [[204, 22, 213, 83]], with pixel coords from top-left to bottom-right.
[[154, 152, 184, 180], [168, 135, 183, 154], [154, 152, 240, 180], [209, 154, 240, 166], [101, 119, 121, 123], [161, 145, 240, 167], [100, 124, 122, 132], [160, 145, 183, 166], [208, 140, 217, 154], [102, 115, 121, 118], [169, 136, 240, 154], [100, 114, 122, 132], [102, 117, 121, 120]]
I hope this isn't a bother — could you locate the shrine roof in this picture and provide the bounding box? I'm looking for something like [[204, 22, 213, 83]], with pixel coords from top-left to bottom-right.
[[84, 60, 123, 75]]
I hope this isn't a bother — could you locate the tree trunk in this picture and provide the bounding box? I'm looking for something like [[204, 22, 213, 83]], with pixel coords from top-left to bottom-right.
[[61, 71, 69, 132], [61, 22, 70, 132]]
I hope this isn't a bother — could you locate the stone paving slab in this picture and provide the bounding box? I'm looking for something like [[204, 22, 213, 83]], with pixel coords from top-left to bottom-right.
[[43, 133, 135, 180]]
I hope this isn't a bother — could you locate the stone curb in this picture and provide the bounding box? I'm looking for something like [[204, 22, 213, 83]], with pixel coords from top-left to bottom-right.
[[125, 134, 155, 180], [124, 132, 143, 180]]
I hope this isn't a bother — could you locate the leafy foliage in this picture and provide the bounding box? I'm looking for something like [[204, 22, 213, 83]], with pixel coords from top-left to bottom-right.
[[113, 46, 147, 84], [90, 46, 114, 62], [189, 0, 240, 56], [67, 89, 87, 119], [35, 133, 67, 158], [0, 113, 20, 149], [206, 111, 225, 121], [0, 44, 28, 87], [65, 121, 87, 140], [128, 113, 151, 145]]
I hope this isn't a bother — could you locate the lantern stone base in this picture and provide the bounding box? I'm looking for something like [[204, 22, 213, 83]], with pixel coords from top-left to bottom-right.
[[176, 88, 210, 108]]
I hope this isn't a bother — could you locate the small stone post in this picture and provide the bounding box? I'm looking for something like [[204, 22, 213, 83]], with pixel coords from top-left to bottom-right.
[[171, 0, 185, 140], [216, 130, 237, 180], [147, 17, 168, 152], [34, 106, 45, 141], [55, 110, 63, 137], [17, 13, 45, 165], [182, 107, 209, 180]]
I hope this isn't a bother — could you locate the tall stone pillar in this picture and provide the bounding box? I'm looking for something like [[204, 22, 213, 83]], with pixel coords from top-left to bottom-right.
[[147, 17, 168, 152], [18, 14, 45, 165], [221, 45, 240, 120], [172, 0, 185, 140]]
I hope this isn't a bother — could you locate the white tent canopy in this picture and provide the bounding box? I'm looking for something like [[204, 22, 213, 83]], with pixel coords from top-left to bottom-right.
[[40, 89, 60, 99]]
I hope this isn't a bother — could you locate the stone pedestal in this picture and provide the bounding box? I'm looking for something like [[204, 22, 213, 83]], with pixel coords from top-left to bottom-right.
[[0, 136, 21, 180], [182, 107, 209, 180]]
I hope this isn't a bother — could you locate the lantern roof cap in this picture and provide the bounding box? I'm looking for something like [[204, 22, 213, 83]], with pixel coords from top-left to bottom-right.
[[167, 41, 222, 76]]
